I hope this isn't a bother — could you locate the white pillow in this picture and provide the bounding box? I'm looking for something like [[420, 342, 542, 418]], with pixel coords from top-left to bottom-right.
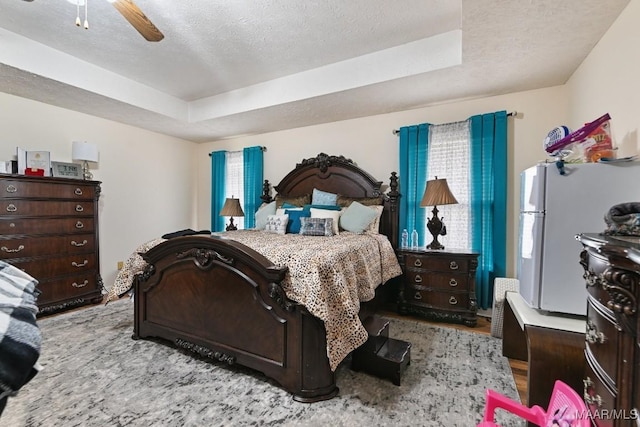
[[310, 208, 341, 235], [364, 205, 384, 234], [264, 214, 288, 235], [255, 201, 276, 230]]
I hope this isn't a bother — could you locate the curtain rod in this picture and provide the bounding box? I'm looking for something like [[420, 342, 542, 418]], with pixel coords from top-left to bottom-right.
[[208, 146, 267, 156], [392, 111, 518, 135]]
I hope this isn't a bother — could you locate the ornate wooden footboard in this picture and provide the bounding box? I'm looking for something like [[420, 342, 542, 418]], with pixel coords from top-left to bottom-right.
[[132, 234, 339, 402]]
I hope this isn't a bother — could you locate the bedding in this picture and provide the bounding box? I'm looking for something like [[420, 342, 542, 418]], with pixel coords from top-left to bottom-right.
[[108, 230, 401, 371]]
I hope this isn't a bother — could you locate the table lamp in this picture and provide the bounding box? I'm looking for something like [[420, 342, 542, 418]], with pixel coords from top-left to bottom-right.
[[420, 177, 458, 250], [72, 141, 99, 180], [219, 197, 244, 231]]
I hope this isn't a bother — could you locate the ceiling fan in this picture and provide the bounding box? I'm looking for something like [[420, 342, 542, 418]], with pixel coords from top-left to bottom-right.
[[22, 0, 164, 42]]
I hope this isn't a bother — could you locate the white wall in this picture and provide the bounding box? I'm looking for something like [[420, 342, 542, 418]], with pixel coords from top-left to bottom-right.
[[196, 85, 570, 277], [567, 0, 639, 158], [0, 92, 197, 288]]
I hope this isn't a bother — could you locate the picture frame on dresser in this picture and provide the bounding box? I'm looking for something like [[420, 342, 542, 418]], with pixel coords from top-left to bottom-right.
[[51, 161, 83, 179]]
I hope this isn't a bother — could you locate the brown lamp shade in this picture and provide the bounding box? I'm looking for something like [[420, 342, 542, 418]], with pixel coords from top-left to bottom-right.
[[219, 198, 245, 217], [420, 178, 458, 207]]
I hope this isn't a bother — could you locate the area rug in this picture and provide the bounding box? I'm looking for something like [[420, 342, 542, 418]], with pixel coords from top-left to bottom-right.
[[3, 300, 525, 426]]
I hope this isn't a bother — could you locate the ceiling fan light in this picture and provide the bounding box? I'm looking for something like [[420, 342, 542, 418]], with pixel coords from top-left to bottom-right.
[[67, 0, 85, 5]]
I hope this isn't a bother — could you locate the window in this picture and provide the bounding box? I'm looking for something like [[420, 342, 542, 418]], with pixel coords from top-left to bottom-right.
[[426, 121, 470, 250], [225, 151, 244, 229]]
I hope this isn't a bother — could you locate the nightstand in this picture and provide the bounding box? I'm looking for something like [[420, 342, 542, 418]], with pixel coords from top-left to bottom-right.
[[396, 248, 479, 327]]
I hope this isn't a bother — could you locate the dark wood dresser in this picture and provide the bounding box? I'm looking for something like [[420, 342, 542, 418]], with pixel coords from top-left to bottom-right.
[[577, 233, 640, 426], [0, 174, 103, 314], [396, 248, 479, 326]]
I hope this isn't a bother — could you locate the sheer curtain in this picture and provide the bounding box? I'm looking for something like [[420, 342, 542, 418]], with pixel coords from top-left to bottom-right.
[[225, 151, 244, 229], [426, 121, 471, 251]]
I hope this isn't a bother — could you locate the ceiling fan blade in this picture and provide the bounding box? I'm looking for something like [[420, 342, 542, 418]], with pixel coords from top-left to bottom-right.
[[111, 0, 164, 42]]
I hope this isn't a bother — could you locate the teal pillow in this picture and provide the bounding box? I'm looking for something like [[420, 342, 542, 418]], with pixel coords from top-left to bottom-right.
[[285, 209, 311, 234], [302, 204, 342, 215], [340, 201, 378, 234], [255, 201, 276, 230], [312, 188, 338, 206]]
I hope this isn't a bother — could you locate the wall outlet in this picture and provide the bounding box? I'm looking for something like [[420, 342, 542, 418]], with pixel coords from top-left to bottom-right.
[[117, 261, 124, 270]]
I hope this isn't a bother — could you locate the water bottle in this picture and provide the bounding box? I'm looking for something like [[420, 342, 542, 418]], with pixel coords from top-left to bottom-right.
[[410, 229, 419, 249], [401, 229, 409, 248]]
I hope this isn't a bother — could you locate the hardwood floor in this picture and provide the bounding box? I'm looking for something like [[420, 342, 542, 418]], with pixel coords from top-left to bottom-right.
[[378, 309, 528, 404]]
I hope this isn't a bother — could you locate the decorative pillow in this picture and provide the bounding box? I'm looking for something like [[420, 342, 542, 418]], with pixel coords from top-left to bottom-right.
[[264, 214, 288, 235], [312, 188, 338, 206], [299, 217, 334, 236], [302, 204, 342, 214], [310, 208, 341, 235], [336, 195, 383, 208], [276, 206, 302, 216], [254, 201, 276, 230], [340, 201, 379, 234], [285, 209, 311, 234], [275, 194, 310, 208], [364, 205, 385, 234]]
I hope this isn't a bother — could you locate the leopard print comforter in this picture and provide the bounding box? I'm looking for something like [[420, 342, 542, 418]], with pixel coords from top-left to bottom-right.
[[107, 231, 402, 371]]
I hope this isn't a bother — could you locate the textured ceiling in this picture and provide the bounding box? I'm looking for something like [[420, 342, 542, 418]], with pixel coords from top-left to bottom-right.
[[0, 0, 630, 143]]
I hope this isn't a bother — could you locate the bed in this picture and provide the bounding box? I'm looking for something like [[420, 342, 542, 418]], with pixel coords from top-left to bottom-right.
[[127, 153, 402, 402]]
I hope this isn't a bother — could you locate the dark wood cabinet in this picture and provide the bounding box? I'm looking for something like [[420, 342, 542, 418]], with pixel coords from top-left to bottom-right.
[[0, 174, 103, 314], [577, 233, 640, 426], [396, 248, 479, 326]]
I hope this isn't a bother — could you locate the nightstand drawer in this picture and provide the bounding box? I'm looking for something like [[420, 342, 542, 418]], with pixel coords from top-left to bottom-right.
[[586, 299, 619, 385], [405, 286, 470, 310], [405, 270, 469, 290], [404, 254, 470, 273]]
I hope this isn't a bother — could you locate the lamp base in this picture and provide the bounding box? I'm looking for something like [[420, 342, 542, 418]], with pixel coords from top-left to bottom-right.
[[226, 217, 238, 231], [426, 205, 445, 250], [81, 160, 93, 180]]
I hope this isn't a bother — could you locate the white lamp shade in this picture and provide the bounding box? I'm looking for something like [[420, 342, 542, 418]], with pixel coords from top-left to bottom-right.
[[72, 141, 99, 163]]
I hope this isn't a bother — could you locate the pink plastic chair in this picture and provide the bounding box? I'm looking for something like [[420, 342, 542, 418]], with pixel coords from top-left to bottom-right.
[[477, 380, 589, 426]]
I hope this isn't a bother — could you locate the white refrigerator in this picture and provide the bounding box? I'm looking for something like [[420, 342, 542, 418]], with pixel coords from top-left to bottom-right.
[[517, 161, 640, 316]]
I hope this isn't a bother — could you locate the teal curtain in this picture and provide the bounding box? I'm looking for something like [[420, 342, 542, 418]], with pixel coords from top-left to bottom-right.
[[211, 150, 227, 232], [398, 123, 430, 246], [243, 146, 264, 229], [469, 110, 508, 310]]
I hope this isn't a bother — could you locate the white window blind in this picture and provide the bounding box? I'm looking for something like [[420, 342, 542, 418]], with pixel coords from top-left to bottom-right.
[[225, 151, 245, 229], [426, 121, 471, 251]]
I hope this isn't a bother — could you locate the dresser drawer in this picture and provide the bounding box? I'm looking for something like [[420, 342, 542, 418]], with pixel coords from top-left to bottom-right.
[[0, 217, 94, 235], [8, 254, 97, 280], [405, 270, 469, 291], [586, 298, 619, 385], [585, 349, 617, 427], [405, 285, 470, 310], [0, 200, 94, 216], [0, 179, 96, 200], [36, 273, 101, 305], [404, 254, 470, 273], [0, 234, 95, 259]]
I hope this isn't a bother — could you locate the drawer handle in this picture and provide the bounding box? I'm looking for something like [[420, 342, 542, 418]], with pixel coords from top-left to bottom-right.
[[72, 260, 89, 267], [75, 205, 84, 212], [413, 292, 422, 300], [413, 259, 422, 267], [449, 261, 459, 270], [71, 240, 88, 247], [72, 280, 89, 288], [586, 321, 606, 344], [6, 185, 17, 193], [1, 244, 24, 253], [449, 278, 458, 287], [449, 296, 458, 305], [75, 221, 84, 229], [75, 188, 83, 196], [6, 204, 17, 213], [414, 274, 422, 283]]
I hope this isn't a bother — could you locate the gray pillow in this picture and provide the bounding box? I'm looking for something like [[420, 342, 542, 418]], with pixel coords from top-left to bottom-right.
[[340, 201, 378, 234], [255, 201, 276, 230]]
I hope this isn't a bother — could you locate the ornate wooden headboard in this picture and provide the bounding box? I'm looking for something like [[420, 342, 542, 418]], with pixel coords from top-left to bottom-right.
[[261, 153, 400, 248]]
